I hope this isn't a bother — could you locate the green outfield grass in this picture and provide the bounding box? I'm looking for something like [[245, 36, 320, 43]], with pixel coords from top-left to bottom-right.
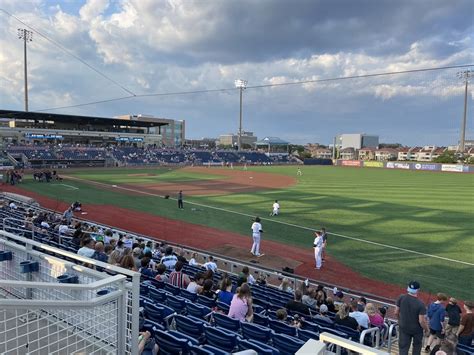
[[15, 166, 474, 299]]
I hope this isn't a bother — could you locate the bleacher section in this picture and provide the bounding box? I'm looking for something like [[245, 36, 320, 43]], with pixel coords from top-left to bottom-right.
[[0, 194, 424, 355], [5, 145, 297, 168]]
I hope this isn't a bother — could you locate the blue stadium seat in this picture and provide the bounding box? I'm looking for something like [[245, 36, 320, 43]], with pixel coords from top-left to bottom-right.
[[302, 320, 320, 333], [212, 312, 241, 332], [216, 301, 230, 313], [197, 294, 216, 308], [203, 324, 239, 352], [268, 319, 297, 336], [174, 314, 205, 343], [189, 345, 214, 355], [334, 324, 360, 341], [271, 333, 305, 354], [238, 338, 280, 355], [201, 345, 229, 355], [148, 287, 169, 303], [164, 283, 180, 295], [143, 302, 175, 327], [186, 302, 212, 320], [167, 330, 200, 347], [241, 322, 273, 343], [154, 330, 191, 355], [253, 313, 270, 327], [166, 294, 187, 314], [180, 288, 198, 302], [319, 326, 349, 339], [298, 328, 319, 342], [312, 316, 335, 328]]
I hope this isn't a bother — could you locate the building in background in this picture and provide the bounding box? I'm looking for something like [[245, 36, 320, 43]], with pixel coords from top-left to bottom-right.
[[185, 138, 217, 149], [336, 134, 379, 150], [218, 131, 257, 148], [255, 136, 290, 155], [116, 114, 185, 147]]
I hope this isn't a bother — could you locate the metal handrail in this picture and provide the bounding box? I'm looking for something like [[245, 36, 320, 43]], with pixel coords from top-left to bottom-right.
[[387, 322, 399, 353], [360, 326, 381, 348]]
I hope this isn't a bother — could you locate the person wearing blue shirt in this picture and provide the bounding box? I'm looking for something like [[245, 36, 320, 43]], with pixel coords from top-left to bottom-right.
[[425, 293, 448, 353], [217, 277, 234, 305]]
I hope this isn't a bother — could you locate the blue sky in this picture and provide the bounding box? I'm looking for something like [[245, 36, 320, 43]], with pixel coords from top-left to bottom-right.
[[0, 0, 472, 145]]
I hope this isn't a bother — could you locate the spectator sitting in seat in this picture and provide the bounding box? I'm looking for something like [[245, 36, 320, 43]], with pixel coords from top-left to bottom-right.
[[91, 241, 108, 263], [326, 297, 336, 313], [133, 247, 142, 270], [276, 308, 302, 328], [187, 272, 204, 294], [237, 266, 255, 286], [160, 247, 177, 270], [314, 304, 334, 324], [358, 296, 367, 311], [334, 290, 345, 309], [334, 303, 359, 330], [77, 237, 95, 258], [256, 272, 267, 285], [228, 283, 253, 322], [154, 264, 169, 283], [365, 302, 384, 328], [285, 290, 311, 316], [217, 277, 234, 305], [188, 252, 199, 266], [168, 261, 190, 289], [350, 300, 370, 329], [176, 248, 188, 264], [143, 241, 152, 255], [199, 279, 215, 299], [108, 249, 122, 266], [152, 243, 162, 260], [203, 256, 218, 272], [302, 287, 318, 309], [279, 277, 293, 293], [139, 257, 156, 279], [120, 254, 138, 271]]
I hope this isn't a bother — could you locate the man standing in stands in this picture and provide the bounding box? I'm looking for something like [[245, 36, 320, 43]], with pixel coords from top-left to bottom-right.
[[250, 217, 263, 256], [395, 281, 429, 355], [177, 190, 184, 209]]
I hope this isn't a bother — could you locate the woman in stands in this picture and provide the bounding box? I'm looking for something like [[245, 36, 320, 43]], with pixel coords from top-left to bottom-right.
[[217, 277, 234, 305], [279, 277, 293, 293], [108, 249, 122, 266], [199, 279, 215, 299], [120, 254, 138, 271], [228, 283, 254, 322], [365, 303, 384, 328], [334, 303, 359, 330]]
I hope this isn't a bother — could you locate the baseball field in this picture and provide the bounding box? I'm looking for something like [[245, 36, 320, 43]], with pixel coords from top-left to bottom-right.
[[4, 165, 473, 300]]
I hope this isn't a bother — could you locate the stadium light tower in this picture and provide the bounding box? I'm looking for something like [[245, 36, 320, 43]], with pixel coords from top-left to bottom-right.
[[235, 79, 248, 150], [18, 28, 33, 112], [456, 70, 471, 153]]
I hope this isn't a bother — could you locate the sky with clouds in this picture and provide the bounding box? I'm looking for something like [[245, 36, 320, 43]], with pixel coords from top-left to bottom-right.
[[0, 0, 472, 145]]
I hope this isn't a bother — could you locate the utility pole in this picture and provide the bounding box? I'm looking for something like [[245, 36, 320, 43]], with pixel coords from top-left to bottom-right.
[[18, 28, 33, 112], [234, 79, 247, 151], [456, 70, 471, 153]]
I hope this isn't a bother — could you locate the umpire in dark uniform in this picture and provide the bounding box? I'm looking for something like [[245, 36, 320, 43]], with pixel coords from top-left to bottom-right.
[[178, 190, 184, 209]]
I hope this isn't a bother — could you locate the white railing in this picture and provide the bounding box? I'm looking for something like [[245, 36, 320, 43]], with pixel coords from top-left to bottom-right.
[[319, 332, 390, 355], [0, 230, 141, 355]]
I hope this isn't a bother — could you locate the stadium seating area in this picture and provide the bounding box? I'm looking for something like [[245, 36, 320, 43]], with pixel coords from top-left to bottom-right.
[[5, 144, 297, 168], [1, 196, 473, 354]]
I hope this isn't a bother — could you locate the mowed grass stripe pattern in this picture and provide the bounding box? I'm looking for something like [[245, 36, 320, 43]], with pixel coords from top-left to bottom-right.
[[19, 166, 474, 299]]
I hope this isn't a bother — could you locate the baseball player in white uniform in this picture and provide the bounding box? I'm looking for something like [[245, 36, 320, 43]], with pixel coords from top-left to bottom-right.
[[313, 231, 323, 269], [250, 217, 263, 256], [270, 200, 280, 216]]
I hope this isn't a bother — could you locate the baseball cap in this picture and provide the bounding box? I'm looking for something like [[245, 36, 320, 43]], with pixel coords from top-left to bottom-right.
[[319, 304, 328, 313], [336, 291, 344, 298], [407, 280, 420, 294]]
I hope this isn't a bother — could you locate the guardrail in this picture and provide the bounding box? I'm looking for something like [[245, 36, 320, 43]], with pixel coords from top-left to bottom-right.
[[319, 332, 390, 355], [0, 230, 141, 355]]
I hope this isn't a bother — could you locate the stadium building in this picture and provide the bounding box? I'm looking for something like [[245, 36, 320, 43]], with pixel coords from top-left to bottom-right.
[[0, 110, 184, 147], [336, 133, 379, 150]]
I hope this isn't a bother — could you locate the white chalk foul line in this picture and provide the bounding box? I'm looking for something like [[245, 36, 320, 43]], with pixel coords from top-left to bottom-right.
[[64, 175, 474, 266], [60, 183, 79, 190]]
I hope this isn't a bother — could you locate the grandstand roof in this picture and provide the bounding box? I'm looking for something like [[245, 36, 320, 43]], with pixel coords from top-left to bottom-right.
[[255, 136, 289, 146], [0, 109, 168, 128]]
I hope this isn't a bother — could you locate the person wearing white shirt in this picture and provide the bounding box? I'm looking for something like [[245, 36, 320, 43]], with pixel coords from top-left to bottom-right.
[[250, 217, 263, 256], [349, 301, 370, 329], [203, 256, 218, 272], [313, 231, 323, 269], [58, 224, 70, 235], [270, 200, 280, 216], [77, 238, 96, 258], [189, 252, 199, 266], [9, 201, 17, 209]]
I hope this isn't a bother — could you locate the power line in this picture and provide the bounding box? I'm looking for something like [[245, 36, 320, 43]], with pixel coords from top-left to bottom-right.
[[37, 63, 474, 112], [0, 8, 137, 96]]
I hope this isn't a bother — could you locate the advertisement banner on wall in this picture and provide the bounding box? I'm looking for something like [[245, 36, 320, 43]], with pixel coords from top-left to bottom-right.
[[341, 160, 361, 167], [364, 161, 383, 168], [386, 162, 410, 169], [414, 163, 439, 171], [441, 164, 463, 172]]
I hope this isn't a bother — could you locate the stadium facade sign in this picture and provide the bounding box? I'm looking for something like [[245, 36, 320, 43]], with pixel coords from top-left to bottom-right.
[[341, 160, 361, 167], [386, 162, 410, 169], [363, 161, 383, 168], [441, 164, 463, 172]]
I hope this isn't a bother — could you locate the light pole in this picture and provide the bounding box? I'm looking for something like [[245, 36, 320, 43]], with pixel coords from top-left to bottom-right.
[[456, 70, 471, 153], [18, 28, 33, 112], [234, 79, 247, 150]]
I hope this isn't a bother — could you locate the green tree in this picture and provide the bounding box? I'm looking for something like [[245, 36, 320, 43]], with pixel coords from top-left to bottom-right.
[[433, 151, 458, 164]]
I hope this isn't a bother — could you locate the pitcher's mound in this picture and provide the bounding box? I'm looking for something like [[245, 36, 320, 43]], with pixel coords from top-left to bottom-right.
[[209, 244, 302, 270]]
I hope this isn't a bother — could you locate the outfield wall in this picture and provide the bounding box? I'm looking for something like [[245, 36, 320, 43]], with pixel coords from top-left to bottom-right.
[[335, 160, 474, 173]]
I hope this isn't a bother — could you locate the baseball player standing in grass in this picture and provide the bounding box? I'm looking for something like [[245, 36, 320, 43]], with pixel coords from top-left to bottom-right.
[[313, 231, 323, 269], [270, 200, 280, 216], [250, 217, 263, 256]]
